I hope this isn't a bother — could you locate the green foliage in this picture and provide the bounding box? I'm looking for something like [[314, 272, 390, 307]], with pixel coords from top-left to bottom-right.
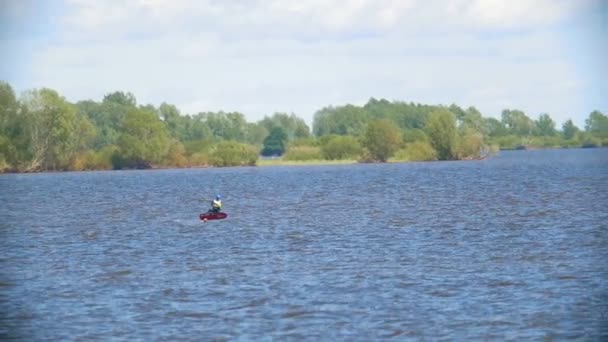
[[580, 133, 602, 148], [562, 119, 579, 140], [313, 105, 367, 136], [20, 88, 88, 170], [585, 110, 608, 139], [455, 130, 485, 159], [362, 119, 402, 162], [534, 113, 556, 136], [189, 152, 210, 167], [485, 117, 508, 137], [283, 146, 322, 161], [364, 98, 430, 129], [183, 139, 214, 156], [0, 81, 21, 170], [261, 127, 288, 156], [114, 108, 170, 169], [528, 136, 562, 148], [0, 80, 602, 172], [460, 107, 486, 134], [425, 109, 457, 160], [402, 128, 429, 144], [321, 135, 362, 160], [490, 135, 525, 150], [103, 91, 136, 107], [211, 141, 258, 167], [289, 137, 320, 147], [393, 141, 437, 161], [163, 140, 188, 167], [259, 113, 310, 140], [501, 109, 533, 136], [245, 123, 268, 145], [199, 111, 249, 141]]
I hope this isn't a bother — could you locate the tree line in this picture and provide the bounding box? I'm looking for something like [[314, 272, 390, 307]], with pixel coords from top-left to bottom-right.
[[0, 81, 606, 172]]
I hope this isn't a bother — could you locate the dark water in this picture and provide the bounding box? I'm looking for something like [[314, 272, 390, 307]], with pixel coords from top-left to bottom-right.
[[1, 149, 607, 340]]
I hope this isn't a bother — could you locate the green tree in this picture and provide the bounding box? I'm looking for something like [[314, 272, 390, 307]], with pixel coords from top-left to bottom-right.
[[20, 88, 87, 170], [425, 109, 457, 160], [211, 141, 258, 166], [485, 117, 508, 137], [362, 119, 402, 162], [534, 113, 556, 136], [562, 119, 579, 140], [259, 113, 310, 140], [321, 135, 362, 160], [200, 111, 249, 141], [245, 122, 268, 145], [585, 110, 608, 139], [0, 82, 21, 169], [114, 108, 170, 169], [261, 126, 288, 156], [313, 105, 367, 136], [501, 109, 533, 136], [461, 107, 486, 134]]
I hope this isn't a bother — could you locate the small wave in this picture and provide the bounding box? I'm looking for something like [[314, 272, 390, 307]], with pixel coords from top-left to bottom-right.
[[166, 311, 216, 319]]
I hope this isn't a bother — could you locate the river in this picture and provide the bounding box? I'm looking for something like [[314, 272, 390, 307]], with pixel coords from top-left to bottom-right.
[[1, 148, 607, 340]]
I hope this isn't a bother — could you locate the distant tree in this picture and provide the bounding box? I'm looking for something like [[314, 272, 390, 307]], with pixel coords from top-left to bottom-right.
[[0, 82, 20, 169], [501, 109, 533, 136], [245, 122, 268, 145], [261, 126, 288, 156], [103, 91, 136, 107], [534, 113, 556, 136], [402, 128, 429, 144], [449, 104, 467, 124], [425, 109, 457, 160], [211, 141, 258, 166], [362, 119, 402, 162], [200, 111, 249, 142], [313, 105, 367, 136], [461, 107, 485, 134], [321, 135, 362, 160], [259, 113, 310, 140], [562, 119, 579, 140], [159, 102, 182, 138], [485, 117, 508, 137], [113, 108, 170, 168], [20, 88, 89, 170], [585, 110, 608, 139]]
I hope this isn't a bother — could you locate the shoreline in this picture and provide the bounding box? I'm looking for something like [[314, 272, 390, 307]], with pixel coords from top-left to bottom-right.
[[1, 147, 604, 174]]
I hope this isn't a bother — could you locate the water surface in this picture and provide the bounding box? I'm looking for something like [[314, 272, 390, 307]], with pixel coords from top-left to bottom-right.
[[1, 149, 607, 340]]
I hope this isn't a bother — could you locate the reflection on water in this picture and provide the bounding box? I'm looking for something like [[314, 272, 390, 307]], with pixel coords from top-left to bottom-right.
[[1, 149, 607, 340]]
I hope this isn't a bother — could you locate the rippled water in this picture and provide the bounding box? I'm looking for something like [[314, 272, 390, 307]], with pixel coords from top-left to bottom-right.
[[1, 149, 607, 340]]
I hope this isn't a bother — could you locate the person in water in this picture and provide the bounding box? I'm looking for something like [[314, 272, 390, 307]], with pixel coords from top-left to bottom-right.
[[209, 194, 222, 213]]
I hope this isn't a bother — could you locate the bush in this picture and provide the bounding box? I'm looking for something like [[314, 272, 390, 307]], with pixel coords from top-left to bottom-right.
[[321, 135, 362, 160], [164, 140, 188, 168], [402, 128, 429, 144], [455, 131, 484, 159], [283, 146, 322, 161], [189, 152, 210, 167], [289, 137, 320, 147], [184, 139, 214, 155], [68, 151, 95, 171], [393, 141, 437, 161], [491, 135, 523, 150], [211, 141, 258, 167], [362, 120, 402, 162], [527, 136, 561, 148]]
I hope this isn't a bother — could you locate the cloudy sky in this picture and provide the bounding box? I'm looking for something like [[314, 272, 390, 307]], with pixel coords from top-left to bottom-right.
[[1, 0, 606, 127]]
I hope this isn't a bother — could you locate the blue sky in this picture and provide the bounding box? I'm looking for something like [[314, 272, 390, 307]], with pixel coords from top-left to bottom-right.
[[1, 0, 606, 127]]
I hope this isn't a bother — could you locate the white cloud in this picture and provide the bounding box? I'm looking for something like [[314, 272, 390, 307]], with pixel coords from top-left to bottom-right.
[[4, 0, 603, 127]]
